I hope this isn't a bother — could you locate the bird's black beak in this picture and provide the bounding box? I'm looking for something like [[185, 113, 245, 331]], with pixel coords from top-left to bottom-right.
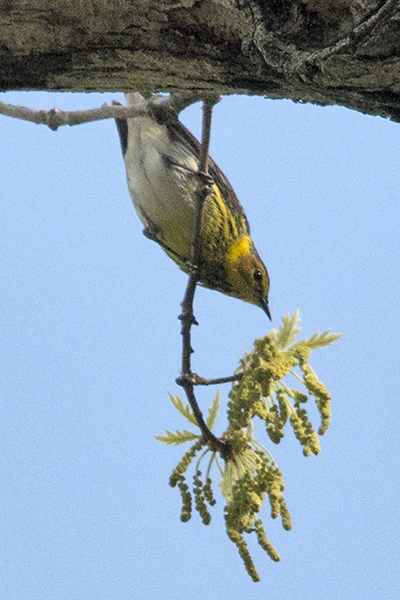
[[261, 297, 272, 321]]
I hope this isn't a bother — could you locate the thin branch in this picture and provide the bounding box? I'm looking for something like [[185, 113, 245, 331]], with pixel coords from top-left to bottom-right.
[[191, 374, 242, 387], [180, 99, 217, 375], [0, 91, 204, 130], [177, 97, 232, 461], [198, 99, 215, 173], [0, 101, 143, 130]]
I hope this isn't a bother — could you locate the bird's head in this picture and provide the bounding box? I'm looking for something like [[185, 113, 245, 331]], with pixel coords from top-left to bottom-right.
[[225, 237, 271, 319]]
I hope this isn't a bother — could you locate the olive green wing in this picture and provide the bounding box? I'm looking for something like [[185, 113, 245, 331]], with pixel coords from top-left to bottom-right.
[[165, 120, 250, 232]]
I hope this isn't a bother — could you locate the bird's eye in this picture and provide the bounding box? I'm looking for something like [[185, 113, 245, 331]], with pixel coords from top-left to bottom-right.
[[253, 269, 263, 282]]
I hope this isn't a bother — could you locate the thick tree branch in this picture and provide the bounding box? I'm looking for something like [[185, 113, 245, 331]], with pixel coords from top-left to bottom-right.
[[1, 0, 400, 120]]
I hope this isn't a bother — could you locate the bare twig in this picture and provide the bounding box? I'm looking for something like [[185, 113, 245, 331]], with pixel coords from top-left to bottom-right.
[[190, 373, 242, 386], [0, 101, 144, 130], [177, 97, 232, 461], [0, 91, 204, 130]]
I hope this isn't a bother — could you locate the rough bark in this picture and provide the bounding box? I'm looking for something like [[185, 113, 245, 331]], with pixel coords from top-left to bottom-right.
[[1, 0, 400, 120]]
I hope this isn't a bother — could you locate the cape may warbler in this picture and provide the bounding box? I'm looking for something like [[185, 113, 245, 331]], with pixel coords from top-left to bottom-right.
[[116, 93, 271, 318]]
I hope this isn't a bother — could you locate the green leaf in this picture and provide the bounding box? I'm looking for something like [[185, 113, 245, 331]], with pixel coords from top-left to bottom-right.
[[206, 391, 221, 430], [168, 393, 198, 426], [155, 429, 200, 445], [275, 310, 301, 350], [303, 330, 342, 349]]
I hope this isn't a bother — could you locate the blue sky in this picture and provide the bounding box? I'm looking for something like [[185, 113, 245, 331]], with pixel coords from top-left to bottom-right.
[[0, 91, 399, 599]]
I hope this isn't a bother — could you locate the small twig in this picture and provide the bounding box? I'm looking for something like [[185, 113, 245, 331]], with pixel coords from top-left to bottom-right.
[[0, 91, 204, 130], [180, 98, 216, 376], [191, 373, 242, 387], [191, 98, 216, 273], [177, 97, 232, 460], [0, 101, 146, 130]]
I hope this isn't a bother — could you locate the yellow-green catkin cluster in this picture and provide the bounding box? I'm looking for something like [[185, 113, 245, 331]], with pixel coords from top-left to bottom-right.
[[228, 337, 296, 435], [293, 346, 332, 435], [168, 439, 205, 523], [224, 450, 292, 582], [167, 431, 218, 526], [229, 315, 337, 456], [159, 311, 341, 582]]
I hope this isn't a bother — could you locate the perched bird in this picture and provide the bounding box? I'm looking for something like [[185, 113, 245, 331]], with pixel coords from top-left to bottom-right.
[[115, 93, 271, 318]]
